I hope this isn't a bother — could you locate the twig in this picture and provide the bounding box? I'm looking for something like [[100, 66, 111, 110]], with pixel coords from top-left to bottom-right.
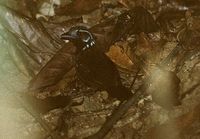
[[84, 87, 144, 139], [160, 43, 182, 67], [84, 42, 186, 139], [129, 68, 141, 89], [180, 82, 200, 100]]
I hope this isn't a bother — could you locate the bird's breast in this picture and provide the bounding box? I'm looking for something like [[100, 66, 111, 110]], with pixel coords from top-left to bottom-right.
[[76, 47, 124, 88]]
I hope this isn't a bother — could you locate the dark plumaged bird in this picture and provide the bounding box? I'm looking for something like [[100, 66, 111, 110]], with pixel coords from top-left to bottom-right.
[[61, 26, 132, 101]]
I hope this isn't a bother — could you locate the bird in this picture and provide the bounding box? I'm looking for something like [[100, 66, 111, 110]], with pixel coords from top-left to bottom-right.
[[60, 26, 132, 101]]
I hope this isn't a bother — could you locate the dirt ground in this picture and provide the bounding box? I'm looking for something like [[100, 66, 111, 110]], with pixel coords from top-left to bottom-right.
[[0, 0, 200, 139]]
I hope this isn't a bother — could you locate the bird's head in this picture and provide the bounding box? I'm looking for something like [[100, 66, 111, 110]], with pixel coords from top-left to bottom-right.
[[61, 26, 96, 51]]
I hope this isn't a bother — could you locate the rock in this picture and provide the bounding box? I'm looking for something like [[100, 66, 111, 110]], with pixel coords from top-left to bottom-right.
[[147, 68, 181, 109]]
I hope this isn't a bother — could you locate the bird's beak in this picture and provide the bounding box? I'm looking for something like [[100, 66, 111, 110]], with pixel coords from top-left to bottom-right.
[[60, 32, 76, 40]]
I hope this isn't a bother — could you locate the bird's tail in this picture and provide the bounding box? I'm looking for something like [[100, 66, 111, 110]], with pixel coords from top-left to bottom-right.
[[21, 93, 71, 114]]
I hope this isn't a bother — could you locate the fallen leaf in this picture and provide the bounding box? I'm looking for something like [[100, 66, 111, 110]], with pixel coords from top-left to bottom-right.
[[55, 0, 102, 16], [106, 45, 134, 70]]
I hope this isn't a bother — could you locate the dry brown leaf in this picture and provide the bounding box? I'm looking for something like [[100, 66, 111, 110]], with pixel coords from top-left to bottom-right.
[[117, 0, 131, 8], [106, 45, 134, 70], [55, 0, 102, 16]]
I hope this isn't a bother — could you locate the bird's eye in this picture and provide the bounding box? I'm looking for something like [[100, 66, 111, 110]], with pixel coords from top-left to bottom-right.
[[78, 32, 88, 39], [78, 31, 90, 43]]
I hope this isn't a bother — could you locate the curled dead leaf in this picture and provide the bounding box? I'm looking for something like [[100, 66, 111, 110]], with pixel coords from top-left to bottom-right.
[[55, 0, 102, 16], [106, 45, 134, 71]]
